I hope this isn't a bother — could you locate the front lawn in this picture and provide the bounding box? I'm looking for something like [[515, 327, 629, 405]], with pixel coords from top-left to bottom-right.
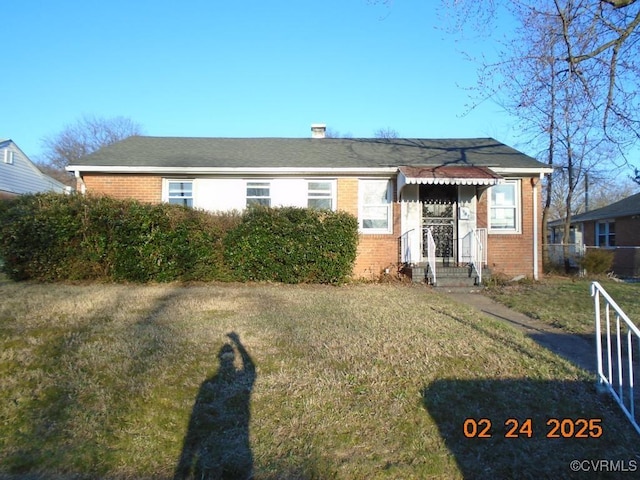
[[486, 276, 640, 335], [1, 279, 638, 479]]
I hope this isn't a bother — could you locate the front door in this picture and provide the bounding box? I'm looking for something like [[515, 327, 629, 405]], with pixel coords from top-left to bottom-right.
[[421, 185, 456, 265]]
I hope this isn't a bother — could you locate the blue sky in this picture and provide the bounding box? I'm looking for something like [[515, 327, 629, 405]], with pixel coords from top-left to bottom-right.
[[5, 0, 522, 161]]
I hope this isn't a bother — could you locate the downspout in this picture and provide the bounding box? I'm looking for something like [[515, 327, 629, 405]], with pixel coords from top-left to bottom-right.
[[532, 176, 541, 280], [73, 169, 86, 194]]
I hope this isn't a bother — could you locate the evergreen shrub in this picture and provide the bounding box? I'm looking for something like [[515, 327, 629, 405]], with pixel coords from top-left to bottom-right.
[[0, 195, 359, 284], [580, 248, 615, 275], [223, 206, 358, 284], [0, 193, 239, 282]]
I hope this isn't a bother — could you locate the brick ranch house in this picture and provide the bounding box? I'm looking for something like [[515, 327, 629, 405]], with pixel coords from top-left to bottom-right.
[[66, 130, 552, 281], [548, 191, 640, 278]]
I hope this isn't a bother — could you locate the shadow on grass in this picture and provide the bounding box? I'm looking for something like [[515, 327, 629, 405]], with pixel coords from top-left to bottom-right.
[[1, 286, 185, 476], [174, 332, 256, 480], [422, 378, 639, 480], [527, 331, 596, 373], [430, 302, 598, 373], [473, 302, 597, 373]]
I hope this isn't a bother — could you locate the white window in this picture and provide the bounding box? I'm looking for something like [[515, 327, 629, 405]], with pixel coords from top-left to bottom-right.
[[166, 180, 194, 207], [246, 181, 271, 207], [489, 180, 520, 233], [596, 221, 615, 247], [307, 181, 334, 210], [359, 179, 392, 233], [4, 150, 14, 165]]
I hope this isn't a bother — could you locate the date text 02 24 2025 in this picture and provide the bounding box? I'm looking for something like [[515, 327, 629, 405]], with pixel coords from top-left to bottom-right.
[[463, 418, 603, 439]]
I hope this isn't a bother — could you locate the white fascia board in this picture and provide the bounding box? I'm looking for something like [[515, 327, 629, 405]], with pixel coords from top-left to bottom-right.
[[66, 165, 399, 176], [491, 167, 553, 176]]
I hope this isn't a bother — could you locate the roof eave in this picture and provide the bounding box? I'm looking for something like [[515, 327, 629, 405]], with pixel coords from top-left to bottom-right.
[[66, 165, 399, 176], [490, 167, 553, 176]]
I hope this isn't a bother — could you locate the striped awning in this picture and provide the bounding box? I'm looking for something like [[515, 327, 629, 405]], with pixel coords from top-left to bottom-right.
[[398, 165, 503, 188]]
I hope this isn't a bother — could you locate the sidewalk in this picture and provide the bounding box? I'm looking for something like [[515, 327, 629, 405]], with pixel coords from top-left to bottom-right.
[[445, 290, 595, 373]]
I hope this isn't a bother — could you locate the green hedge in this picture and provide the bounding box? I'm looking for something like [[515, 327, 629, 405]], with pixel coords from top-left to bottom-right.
[[0, 194, 358, 284], [223, 206, 358, 284], [0, 193, 239, 282]]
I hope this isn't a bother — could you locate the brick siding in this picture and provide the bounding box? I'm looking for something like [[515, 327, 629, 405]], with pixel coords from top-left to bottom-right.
[[480, 178, 544, 278], [582, 216, 640, 277], [79, 173, 545, 280], [583, 216, 640, 247], [614, 216, 640, 246], [583, 222, 595, 246], [82, 174, 162, 203], [337, 178, 401, 279], [336, 178, 358, 217]]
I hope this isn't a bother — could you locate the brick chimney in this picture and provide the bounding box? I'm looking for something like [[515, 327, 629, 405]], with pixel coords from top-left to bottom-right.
[[311, 123, 326, 139]]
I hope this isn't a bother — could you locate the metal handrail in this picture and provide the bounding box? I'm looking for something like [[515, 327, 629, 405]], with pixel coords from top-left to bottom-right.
[[400, 228, 417, 264], [470, 228, 484, 284], [591, 281, 640, 435], [425, 227, 436, 286]]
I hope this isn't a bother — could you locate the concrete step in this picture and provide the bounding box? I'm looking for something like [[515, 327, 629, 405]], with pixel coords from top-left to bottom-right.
[[404, 264, 490, 287]]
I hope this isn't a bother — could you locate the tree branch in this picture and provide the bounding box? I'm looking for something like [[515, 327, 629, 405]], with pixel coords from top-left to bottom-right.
[[570, 7, 640, 64]]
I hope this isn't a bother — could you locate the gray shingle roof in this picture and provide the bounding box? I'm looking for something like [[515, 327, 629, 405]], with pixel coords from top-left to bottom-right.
[[68, 136, 548, 170], [564, 192, 640, 223]]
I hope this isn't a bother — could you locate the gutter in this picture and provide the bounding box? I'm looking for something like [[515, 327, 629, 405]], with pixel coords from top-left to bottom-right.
[[65, 165, 399, 176], [491, 167, 554, 176]]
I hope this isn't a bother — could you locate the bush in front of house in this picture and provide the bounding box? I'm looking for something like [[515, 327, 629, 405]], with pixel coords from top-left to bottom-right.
[[0, 194, 359, 284], [0, 193, 240, 282], [0, 193, 82, 281], [580, 248, 615, 275], [223, 206, 359, 284]]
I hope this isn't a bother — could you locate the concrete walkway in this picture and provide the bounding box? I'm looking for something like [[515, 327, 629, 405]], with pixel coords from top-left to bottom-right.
[[445, 290, 596, 373]]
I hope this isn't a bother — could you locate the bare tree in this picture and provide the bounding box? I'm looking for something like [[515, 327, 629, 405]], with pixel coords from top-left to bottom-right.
[[443, 0, 640, 147], [40, 115, 143, 171], [35, 162, 76, 187], [373, 127, 400, 139], [438, 0, 640, 269], [324, 128, 353, 138]]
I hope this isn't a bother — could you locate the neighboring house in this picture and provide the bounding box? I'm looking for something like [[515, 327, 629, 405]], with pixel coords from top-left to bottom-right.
[[548, 192, 640, 277], [0, 139, 69, 199], [66, 128, 552, 280]]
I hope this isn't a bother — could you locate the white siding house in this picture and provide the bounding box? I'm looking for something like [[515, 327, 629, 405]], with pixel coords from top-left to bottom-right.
[[160, 178, 338, 212], [0, 139, 69, 198]]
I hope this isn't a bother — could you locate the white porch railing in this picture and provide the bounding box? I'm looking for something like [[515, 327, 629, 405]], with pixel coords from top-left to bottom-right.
[[400, 227, 487, 285], [469, 228, 487, 284], [425, 227, 436, 286], [400, 229, 416, 264], [591, 281, 640, 435]]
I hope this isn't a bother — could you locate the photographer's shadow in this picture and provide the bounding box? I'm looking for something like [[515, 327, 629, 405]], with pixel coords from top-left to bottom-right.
[[174, 332, 256, 480]]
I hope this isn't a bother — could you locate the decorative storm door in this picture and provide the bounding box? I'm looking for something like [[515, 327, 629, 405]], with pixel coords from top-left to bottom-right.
[[421, 185, 456, 265]]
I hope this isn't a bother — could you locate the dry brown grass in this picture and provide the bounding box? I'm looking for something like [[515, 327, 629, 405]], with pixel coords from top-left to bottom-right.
[[1, 279, 638, 479], [486, 276, 640, 334]]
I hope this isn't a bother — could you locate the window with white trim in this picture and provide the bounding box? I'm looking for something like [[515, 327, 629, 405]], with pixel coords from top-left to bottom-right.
[[246, 181, 271, 207], [359, 179, 392, 233], [488, 180, 520, 233], [307, 181, 334, 210], [596, 221, 615, 247], [167, 180, 194, 207]]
